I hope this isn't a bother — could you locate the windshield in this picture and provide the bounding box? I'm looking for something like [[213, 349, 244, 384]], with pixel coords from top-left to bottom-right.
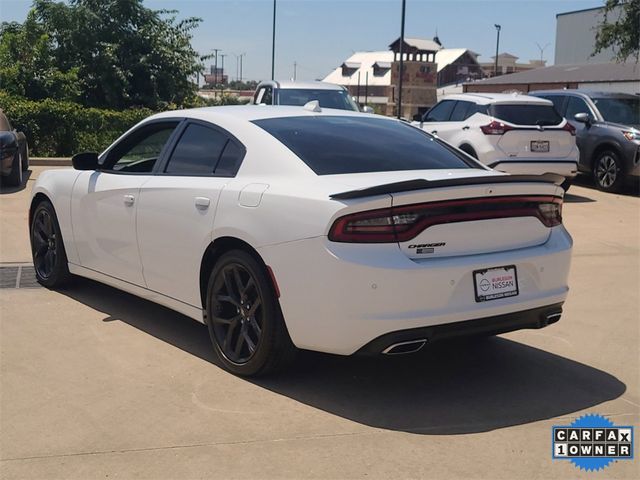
[[252, 116, 474, 175], [277, 88, 359, 111], [593, 97, 640, 126], [489, 104, 563, 126]]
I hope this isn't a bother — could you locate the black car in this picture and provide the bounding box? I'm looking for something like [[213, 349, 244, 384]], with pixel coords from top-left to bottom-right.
[[0, 110, 29, 187], [531, 90, 640, 193]]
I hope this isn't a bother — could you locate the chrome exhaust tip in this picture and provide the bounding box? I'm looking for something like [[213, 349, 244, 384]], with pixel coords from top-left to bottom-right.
[[382, 339, 427, 355]]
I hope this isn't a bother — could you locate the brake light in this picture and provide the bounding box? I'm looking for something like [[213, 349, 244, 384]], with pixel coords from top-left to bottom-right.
[[328, 196, 563, 243], [562, 121, 576, 136], [480, 120, 513, 135]]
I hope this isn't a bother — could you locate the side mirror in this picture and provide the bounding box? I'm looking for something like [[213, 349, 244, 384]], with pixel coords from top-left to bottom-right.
[[574, 112, 590, 124], [72, 152, 99, 170], [362, 106, 374, 114]]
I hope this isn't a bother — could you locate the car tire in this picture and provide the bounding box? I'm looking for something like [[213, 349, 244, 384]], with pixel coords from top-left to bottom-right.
[[205, 250, 296, 376], [593, 149, 625, 193], [20, 142, 29, 171], [30, 200, 71, 288], [1, 151, 22, 187]]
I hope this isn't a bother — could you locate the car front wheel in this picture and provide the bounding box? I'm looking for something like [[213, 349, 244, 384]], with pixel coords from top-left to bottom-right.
[[593, 150, 624, 193], [205, 250, 296, 376]]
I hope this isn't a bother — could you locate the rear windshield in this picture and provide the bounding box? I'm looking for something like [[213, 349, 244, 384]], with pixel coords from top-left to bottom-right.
[[277, 89, 359, 111], [490, 104, 563, 126], [252, 116, 474, 175]]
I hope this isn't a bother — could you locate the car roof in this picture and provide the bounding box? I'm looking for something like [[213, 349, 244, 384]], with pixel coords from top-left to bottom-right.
[[256, 80, 345, 91], [149, 105, 375, 123], [440, 92, 551, 105], [531, 89, 638, 100]]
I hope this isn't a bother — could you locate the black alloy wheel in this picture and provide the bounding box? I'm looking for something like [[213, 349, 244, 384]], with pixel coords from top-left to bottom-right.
[[30, 201, 70, 287], [206, 250, 295, 376], [211, 262, 263, 364]]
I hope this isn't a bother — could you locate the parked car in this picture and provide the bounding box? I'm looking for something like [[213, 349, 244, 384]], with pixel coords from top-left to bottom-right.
[[530, 90, 640, 192], [0, 109, 29, 187], [30, 105, 572, 376], [253, 80, 373, 112], [413, 93, 579, 189]]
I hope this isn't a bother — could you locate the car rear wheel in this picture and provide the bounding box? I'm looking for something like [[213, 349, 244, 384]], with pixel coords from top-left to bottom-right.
[[205, 250, 296, 376], [593, 150, 624, 193], [30, 200, 71, 288]]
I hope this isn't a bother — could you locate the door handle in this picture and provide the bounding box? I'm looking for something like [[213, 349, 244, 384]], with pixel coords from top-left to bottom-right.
[[123, 194, 135, 206], [431, 130, 438, 135], [462, 125, 470, 130], [195, 197, 210, 209]]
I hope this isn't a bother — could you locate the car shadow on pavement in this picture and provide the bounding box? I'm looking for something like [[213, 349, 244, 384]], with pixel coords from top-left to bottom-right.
[[573, 173, 640, 198], [563, 192, 596, 203], [62, 277, 626, 436], [0, 169, 31, 194]]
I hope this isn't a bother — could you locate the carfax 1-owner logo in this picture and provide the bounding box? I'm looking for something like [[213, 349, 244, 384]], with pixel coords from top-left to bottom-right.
[[552, 414, 634, 471]]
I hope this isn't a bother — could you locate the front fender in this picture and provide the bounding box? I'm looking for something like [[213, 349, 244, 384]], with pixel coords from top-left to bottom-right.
[[31, 168, 83, 264]]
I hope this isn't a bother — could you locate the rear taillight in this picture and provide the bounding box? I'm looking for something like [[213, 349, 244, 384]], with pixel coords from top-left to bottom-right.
[[329, 196, 563, 243], [562, 121, 576, 136], [480, 120, 513, 135]]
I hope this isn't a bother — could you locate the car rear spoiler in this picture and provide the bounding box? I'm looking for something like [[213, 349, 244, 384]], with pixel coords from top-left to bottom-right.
[[330, 173, 565, 200]]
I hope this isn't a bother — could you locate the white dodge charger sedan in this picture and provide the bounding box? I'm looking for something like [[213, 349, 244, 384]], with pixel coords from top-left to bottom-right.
[[30, 105, 572, 376]]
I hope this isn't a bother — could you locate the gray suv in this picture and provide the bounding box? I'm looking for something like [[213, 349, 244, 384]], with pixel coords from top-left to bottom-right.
[[531, 90, 639, 192]]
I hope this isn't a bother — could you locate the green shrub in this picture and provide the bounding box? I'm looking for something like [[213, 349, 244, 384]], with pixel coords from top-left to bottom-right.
[[0, 92, 152, 156]]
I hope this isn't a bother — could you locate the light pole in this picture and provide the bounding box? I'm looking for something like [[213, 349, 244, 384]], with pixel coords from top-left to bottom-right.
[[293, 61, 297, 81], [493, 25, 501, 77], [397, 0, 406, 119], [211, 48, 221, 85], [271, 0, 277, 80]]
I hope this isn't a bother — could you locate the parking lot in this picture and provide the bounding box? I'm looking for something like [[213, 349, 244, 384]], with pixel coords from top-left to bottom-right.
[[0, 167, 638, 479]]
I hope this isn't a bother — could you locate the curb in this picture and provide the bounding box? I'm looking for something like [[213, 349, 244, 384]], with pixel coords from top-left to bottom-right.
[[30, 157, 72, 166]]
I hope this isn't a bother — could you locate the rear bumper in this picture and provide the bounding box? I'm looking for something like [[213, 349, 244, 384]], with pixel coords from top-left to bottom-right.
[[259, 226, 572, 355], [356, 302, 563, 355], [488, 160, 578, 179]]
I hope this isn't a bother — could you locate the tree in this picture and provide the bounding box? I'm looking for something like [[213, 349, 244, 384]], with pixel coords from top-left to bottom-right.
[[593, 0, 640, 62], [0, 12, 80, 101], [0, 0, 209, 109]]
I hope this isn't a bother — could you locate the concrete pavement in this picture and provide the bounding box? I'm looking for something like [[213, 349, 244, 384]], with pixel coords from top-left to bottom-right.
[[1, 167, 638, 479]]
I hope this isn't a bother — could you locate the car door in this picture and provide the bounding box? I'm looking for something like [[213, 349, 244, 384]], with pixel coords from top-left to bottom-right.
[[442, 100, 476, 147], [563, 95, 596, 166], [420, 100, 456, 140], [136, 120, 246, 307], [71, 120, 180, 285]]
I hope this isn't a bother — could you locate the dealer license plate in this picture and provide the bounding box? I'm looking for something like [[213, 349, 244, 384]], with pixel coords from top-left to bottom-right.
[[473, 265, 519, 302], [531, 140, 550, 152]]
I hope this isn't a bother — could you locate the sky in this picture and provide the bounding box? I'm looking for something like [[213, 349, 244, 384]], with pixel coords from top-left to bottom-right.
[[1, 0, 605, 82]]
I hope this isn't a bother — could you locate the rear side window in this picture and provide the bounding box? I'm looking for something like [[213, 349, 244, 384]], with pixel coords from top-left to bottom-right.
[[490, 104, 563, 126], [216, 141, 245, 176], [538, 95, 566, 114], [165, 124, 228, 175], [252, 116, 473, 175], [424, 100, 455, 122], [450, 101, 474, 121]]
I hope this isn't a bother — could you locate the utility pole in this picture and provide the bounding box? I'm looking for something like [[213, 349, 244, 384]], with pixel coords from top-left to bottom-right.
[[220, 54, 227, 84], [493, 25, 501, 77], [239, 53, 245, 82], [397, 0, 406, 119], [535, 42, 550, 62], [293, 61, 297, 81], [271, 0, 277, 80], [211, 48, 221, 96]]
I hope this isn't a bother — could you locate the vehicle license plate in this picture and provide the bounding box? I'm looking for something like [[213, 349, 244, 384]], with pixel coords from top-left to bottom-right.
[[473, 265, 519, 302], [531, 140, 550, 152]]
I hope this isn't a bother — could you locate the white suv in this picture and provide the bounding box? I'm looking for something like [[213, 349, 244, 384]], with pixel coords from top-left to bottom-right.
[[414, 93, 579, 188]]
